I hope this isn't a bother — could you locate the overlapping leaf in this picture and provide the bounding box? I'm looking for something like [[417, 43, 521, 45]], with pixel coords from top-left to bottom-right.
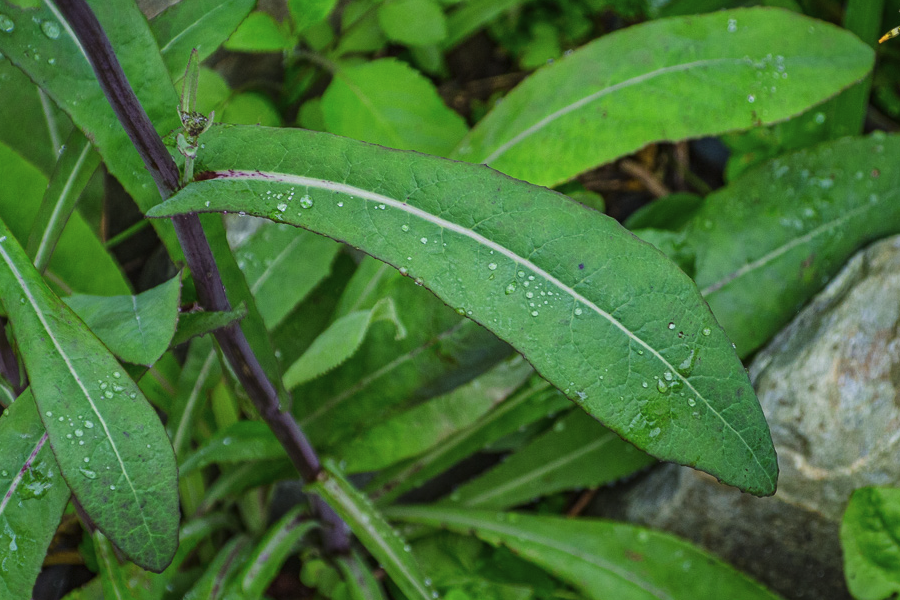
[[0, 219, 178, 572], [451, 7, 874, 187], [150, 124, 777, 495], [389, 507, 783, 600], [841, 487, 900, 600], [0, 391, 70, 598], [689, 133, 900, 357]]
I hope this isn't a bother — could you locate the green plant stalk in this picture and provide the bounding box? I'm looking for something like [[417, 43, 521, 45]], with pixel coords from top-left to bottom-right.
[[827, 0, 884, 137], [51, 0, 350, 555]]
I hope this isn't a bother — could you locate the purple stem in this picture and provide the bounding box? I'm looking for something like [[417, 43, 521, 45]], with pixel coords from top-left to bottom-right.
[[52, 0, 349, 553]]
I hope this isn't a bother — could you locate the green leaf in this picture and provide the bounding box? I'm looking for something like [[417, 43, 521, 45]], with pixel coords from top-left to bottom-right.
[[63, 274, 182, 366], [229, 505, 317, 599], [0, 220, 178, 572], [0, 141, 129, 296], [308, 460, 438, 600], [150, 124, 777, 495], [337, 552, 388, 600], [284, 297, 407, 389], [378, 0, 448, 46], [450, 7, 875, 187], [184, 536, 251, 600], [297, 265, 511, 451], [224, 11, 295, 52], [0, 391, 70, 599], [234, 221, 342, 329], [151, 0, 256, 79], [321, 58, 468, 156], [841, 487, 900, 600], [447, 408, 656, 509], [623, 193, 703, 232], [95, 531, 137, 600], [366, 378, 569, 505], [0, 59, 70, 176], [180, 420, 284, 474], [171, 304, 247, 348], [443, 0, 533, 49], [25, 131, 101, 274], [689, 133, 900, 357], [221, 92, 282, 126], [340, 355, 534, 473], [388, 507, 783, 600], [288, 0, 338, 32], [0, 0, 184, 259]]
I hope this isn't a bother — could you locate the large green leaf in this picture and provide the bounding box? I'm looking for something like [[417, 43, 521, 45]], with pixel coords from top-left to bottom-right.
[[0, 391, 70, 599], [0, 219, 178, 572], [150, 124, 777, 495], [841, 487, 900, 600], [389, 507, 783, 600], [450, 7, 874, 187], [447, 407, 656, 510], [690, 133, 900, 357], [0, 0, 183, 257]]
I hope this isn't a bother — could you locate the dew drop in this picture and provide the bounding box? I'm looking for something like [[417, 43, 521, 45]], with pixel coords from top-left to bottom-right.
[[641, 382, 648, 388], [83, 457, 90, 463], [45, 411, 52, 418], [525, 291, 534, 299], [668, 322, 675, 330], [687, 398, 696, 407], [531, 310, 539, 317], [0, 471, 7, 478], [505, 281, 517, 294], [727, 18, 737, 32], [276, 202, 287, 212], [84, 421, 93, 429], [104, 391, 113, 399], [41, 20, 60, 39], [112, 372, 121, 379], [656, 380, 669, 394], [648, 427, 661, 438], [79, 468, 97, 480], [74, 429, 83, 437], [399, 266, 408, 276], [420, 237, 428, 245], [401, 224, 410, 232], [0, 14, 14, 33], [299, 195, 313, 209], [574, 307, 583, 316], [702, 327, 712, 336], [109, 485, 116, 490], [488, 262, 497, 271], [517, 270, 525, 278]]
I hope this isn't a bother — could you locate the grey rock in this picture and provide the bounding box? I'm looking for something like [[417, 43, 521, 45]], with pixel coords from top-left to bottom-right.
[[591, 234, 900, 600]]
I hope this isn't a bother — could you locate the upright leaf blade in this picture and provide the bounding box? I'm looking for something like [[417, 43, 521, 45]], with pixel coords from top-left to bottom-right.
[[308, 461, 438, 600], [451, 7, 874, 187], [150, 124, 777, 495], [0, 219, 178, 572]]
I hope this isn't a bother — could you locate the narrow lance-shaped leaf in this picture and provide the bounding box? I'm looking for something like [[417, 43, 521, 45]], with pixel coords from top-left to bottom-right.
[[0, 218, 179, 572], [388, 506, 783, 600], [689, 133, 900, 357], [150, 124, 778, 495], [447, 408, 656, 510], [308, 460, 438, 600], [450, 7, 875, 187], [0, 391, 70, 598]]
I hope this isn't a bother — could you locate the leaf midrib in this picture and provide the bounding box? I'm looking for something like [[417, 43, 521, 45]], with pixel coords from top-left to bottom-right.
[[203, 169, 771, 487], [477, 58, 738, 165], [0, 243, 150, 535]]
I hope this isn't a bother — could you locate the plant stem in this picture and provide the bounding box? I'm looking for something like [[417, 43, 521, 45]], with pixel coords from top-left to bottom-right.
[[52, 0, 349, 552]]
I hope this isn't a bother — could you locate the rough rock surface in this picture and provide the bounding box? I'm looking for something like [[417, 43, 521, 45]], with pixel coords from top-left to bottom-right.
[[590, 234, 900, 600]]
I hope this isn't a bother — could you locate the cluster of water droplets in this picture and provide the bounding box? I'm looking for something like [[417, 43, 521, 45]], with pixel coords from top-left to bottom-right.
[[0, 13, 63, 65]]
